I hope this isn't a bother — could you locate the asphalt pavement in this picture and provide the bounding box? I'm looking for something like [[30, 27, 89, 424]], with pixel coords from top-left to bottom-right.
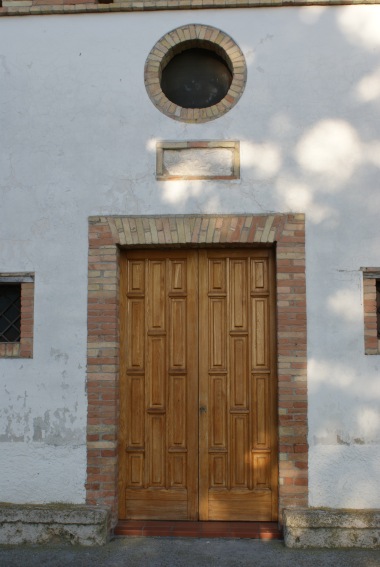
[[1, 537, 380, 567]]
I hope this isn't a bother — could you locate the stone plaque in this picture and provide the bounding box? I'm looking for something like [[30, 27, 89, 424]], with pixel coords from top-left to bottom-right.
[[156, 141, 240, 180]]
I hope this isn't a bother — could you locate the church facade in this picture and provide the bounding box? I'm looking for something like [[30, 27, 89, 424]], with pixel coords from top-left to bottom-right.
[[0, 0, 379, 545]]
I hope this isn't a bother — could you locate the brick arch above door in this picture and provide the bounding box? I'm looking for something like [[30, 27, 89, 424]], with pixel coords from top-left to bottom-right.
[[86, 213, 307, 525]]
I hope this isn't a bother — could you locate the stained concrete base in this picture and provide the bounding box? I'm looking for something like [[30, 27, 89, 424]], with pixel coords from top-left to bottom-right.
[[283, 508, 380, 549], [0, 504, 111, 546]]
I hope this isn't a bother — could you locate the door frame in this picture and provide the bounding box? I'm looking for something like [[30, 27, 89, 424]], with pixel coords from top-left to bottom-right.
[[86, 214, 308, 527]]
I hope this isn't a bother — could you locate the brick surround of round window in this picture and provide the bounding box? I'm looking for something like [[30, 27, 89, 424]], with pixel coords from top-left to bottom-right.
[[144, 24, 247, 123]]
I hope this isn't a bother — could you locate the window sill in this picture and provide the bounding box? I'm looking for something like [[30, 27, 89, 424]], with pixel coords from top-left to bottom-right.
[[0, 342, 33, 358]]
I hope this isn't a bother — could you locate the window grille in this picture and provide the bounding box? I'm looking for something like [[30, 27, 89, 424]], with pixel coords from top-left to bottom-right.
[[0, 284, 21, 343]]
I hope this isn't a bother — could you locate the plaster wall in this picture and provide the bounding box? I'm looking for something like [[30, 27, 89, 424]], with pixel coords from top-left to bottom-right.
[[0, 7, 379, 507]]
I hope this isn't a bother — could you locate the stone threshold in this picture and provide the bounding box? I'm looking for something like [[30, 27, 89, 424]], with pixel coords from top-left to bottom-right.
[[0, 503, 111, 546], [283, 508, 380, 549], [115, 520, 283, 539]]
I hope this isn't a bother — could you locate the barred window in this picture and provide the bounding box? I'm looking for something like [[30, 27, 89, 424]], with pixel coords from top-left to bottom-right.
[[0, 284, 21, 343], [0, 275, 34, 358]]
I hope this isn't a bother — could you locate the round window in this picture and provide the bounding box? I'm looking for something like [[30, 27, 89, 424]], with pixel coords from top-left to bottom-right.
[[161, 48, 233, 109], [144, 25, 247, 123]]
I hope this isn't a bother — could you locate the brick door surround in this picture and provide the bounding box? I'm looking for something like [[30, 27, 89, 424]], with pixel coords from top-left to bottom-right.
[[86, 214, 307, 525]]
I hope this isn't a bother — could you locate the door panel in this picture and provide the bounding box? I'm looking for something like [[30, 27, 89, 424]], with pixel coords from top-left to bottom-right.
[[119, 251, 198, 520], [119, 248, 277, 521], [199, 250, 277, 521]]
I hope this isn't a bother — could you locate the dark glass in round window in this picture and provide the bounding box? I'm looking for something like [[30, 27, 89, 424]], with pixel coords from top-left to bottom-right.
[[161, 48, 233, 109]]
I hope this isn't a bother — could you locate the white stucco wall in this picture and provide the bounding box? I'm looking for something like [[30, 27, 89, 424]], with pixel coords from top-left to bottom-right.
[[0, 6, 379, 507]]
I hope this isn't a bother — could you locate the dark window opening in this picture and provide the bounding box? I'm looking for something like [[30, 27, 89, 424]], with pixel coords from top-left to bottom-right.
[[161, 48, 233, 109], [377, 280, 380, 338], [0, 284, 21, 343]]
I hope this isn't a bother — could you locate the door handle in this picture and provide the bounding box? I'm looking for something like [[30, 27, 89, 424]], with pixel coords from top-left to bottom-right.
[[199, 406, 207, 414]]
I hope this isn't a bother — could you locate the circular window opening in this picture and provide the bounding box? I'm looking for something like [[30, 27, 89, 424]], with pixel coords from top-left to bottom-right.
[[161, 48, 233, 109], [145, 25, 247, 123]]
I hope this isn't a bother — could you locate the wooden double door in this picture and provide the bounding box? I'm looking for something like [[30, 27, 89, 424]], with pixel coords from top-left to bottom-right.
[[119, 248, 278, 522]]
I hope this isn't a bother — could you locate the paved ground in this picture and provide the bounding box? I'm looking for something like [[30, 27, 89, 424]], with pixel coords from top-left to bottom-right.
[[0, 537, 379, 567]]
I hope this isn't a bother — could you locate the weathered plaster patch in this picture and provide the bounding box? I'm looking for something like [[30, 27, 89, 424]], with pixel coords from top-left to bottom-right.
[[33, 409, 84, 446], [337, 434, 351, 446], [33, 411, 50, 442], [0, 395, 84, 446], [0, 416, 25, 442], [50, 348, 69, 365], [313, 433, 380, 446], [0, 391, 31, 442]]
